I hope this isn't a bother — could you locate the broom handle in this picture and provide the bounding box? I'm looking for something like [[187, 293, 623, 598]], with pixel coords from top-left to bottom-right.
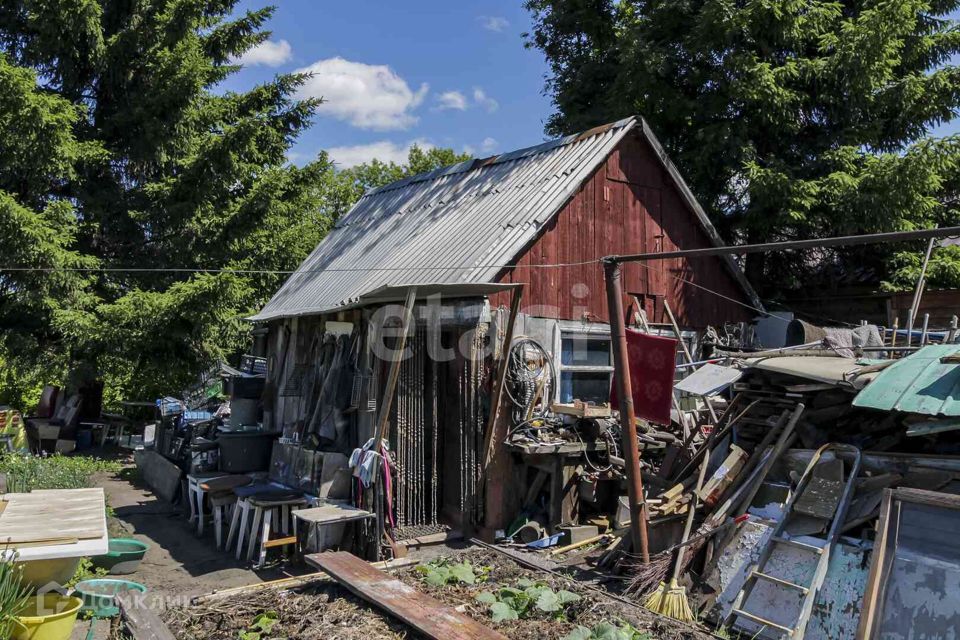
[[670, 446, 710, 582]]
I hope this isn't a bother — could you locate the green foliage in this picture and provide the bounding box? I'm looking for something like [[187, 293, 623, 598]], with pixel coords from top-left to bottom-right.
[[238, 611, 279, 640], [476, 578, 581, 622], [415, 558, 488, 587], [65, 556, 109, 589], [0, 555, 29, 639], [563, 622, 652, 640], [0, 2, 329, 405], [525, 0, 960, 292], [0, 452, 121, 493]]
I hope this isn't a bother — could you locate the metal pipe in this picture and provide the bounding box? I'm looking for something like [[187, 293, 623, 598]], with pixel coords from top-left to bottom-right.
[[603, 259, 650, 563], [610, 226, 960, 263], [910, 236, 937, 321]]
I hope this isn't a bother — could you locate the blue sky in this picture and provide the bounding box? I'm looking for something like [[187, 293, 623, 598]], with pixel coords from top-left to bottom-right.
[[224, 1, 554, 168], [224, 2, 960, 169]]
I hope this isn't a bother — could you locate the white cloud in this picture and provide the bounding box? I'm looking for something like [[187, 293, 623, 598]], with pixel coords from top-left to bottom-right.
[[480, 137, 498, 153], [296, 57, 428, 131], [328, 139, 434, 168], [479, 16, 510, 32], [435, 90, 468, 111], [473, 87, 499, 113], [235, 39, 293, 67]]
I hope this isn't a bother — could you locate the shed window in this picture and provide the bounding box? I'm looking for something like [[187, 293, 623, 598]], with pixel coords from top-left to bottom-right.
[[558, 333, 613, 404]]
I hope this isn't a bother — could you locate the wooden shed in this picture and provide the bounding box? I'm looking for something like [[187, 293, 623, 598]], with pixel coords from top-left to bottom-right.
[[251, 116, 760, 545]]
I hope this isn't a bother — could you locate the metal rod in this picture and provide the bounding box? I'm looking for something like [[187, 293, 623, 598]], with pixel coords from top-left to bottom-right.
[[910, 236, 937, 321], [609, 226, 960, 263], [603, 259, 650, 563], [920, 313, 930, 347]]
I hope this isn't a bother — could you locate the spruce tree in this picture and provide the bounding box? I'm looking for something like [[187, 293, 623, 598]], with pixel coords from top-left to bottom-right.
[[525, 0, 960, 292], [0, 2, 331, 402]]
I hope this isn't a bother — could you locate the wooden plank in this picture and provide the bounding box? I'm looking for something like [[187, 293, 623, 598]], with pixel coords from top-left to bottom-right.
[[117, 591, 177, 640], [308, 551, 508, 640]]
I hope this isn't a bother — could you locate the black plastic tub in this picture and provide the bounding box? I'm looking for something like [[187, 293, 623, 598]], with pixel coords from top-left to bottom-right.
[[216, 429, 279, 472]]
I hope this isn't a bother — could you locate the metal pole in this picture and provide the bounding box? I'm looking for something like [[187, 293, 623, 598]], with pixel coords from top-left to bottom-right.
[[611, 226, 960, 263], [603, 258, 650, 563], [910, 237, 937, 321]]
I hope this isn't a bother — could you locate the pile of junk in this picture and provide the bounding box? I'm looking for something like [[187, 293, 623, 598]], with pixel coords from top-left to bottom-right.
[[136, 355, 279, 502], [499, 316, 960, 640]]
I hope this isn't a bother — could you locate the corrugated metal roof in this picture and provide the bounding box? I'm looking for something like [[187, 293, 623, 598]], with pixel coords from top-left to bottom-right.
[[251, 116, 760, 321], [852, 345, 960, 416]]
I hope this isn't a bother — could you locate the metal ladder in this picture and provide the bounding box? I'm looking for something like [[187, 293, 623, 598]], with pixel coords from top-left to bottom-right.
[[723, 442, 861, 639]]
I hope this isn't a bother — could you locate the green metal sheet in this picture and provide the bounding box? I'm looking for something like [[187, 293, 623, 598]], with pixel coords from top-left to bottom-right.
[[852, 345, 960, 416]]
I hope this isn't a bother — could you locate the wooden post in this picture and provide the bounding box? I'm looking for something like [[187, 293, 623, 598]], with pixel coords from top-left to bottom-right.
[[374, 288, 418, 449], [479, 285, 524, 530], [603, 258, 650, 563]]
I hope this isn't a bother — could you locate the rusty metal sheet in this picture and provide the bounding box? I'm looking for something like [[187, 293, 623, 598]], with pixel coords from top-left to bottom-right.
[[307, 551, 508, 640]]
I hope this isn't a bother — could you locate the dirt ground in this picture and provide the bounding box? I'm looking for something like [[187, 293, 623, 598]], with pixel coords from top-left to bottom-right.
[[163, 548, 715, 640], [76, 456, 713, 640], [92, 456, 296, 603]]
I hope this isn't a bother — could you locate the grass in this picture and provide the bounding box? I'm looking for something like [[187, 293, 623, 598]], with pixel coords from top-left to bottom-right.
[[0, 452, 121, 493]]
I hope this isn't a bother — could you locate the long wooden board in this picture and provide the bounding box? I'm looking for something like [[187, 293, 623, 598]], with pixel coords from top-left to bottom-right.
[[307, 551, 508, 640]]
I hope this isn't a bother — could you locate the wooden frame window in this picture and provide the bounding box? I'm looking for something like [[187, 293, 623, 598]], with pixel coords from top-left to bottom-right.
[[556, 331, 613, 404], [858, 487, 960, 639]]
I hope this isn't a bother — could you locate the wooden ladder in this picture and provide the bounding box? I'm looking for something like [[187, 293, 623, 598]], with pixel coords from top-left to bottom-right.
[[723, 442, 861, 639]]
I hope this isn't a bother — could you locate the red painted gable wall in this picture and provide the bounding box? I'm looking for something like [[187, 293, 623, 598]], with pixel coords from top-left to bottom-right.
[[490, 131, 753, 327]]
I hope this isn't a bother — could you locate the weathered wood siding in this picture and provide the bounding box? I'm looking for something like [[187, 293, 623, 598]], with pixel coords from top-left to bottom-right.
[[490, 132, 752, 327]]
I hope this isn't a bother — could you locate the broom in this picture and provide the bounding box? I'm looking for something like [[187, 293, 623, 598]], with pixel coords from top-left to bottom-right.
[[642, 445, 711, 622]]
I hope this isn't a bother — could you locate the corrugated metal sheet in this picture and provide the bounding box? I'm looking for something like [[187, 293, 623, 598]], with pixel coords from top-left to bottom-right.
[[252, 116, 757, 321], [852, 345, 960, 415], [745, 356, 880, 390]]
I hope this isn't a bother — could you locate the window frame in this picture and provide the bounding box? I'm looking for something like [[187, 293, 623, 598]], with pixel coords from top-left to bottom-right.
[[554, 323, 615, 403]]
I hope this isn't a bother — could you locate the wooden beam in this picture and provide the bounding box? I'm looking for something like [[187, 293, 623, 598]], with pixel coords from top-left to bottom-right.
[[482, 284, 524, 470], [374, 288, 418, 448], [117, 591, 176, 640], [309, 552, 508, 640]]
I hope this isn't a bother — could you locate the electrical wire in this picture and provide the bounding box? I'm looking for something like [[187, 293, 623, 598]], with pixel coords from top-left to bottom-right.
[[503, 336, 556, 425]]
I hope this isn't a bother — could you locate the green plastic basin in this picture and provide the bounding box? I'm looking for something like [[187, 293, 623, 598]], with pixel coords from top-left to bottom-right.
[[91, 538, 149, 575], [74, 579, 147, 618]]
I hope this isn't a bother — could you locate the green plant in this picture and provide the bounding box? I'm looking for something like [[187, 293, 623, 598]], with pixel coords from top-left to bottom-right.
[[238, 611, 280, 640], [0, 453, 121, 493], [0, 555, 30, 638], [476, 578, 581, 622], [65, 557, 108, 589], [415, 558, 488, 587], [563, 622, 652, 640]]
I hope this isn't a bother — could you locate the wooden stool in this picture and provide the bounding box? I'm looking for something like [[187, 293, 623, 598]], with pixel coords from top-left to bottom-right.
[[186, 472, 228, 534], [247, 496, 309, 568], [200, 474, 251, 547], [226, 484, 303, 560]]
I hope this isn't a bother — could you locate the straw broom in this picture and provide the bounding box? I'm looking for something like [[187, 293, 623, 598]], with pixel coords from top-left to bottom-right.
[[641, 446, 711, 622]]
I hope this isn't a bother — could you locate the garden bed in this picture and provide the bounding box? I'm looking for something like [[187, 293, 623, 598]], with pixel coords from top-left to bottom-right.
[[162, 548, 714, 640]]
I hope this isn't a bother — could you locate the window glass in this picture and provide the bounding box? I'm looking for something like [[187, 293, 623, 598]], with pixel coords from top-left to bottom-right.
[[561, 336, 612, 367], [560, 371, 612, 404]]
